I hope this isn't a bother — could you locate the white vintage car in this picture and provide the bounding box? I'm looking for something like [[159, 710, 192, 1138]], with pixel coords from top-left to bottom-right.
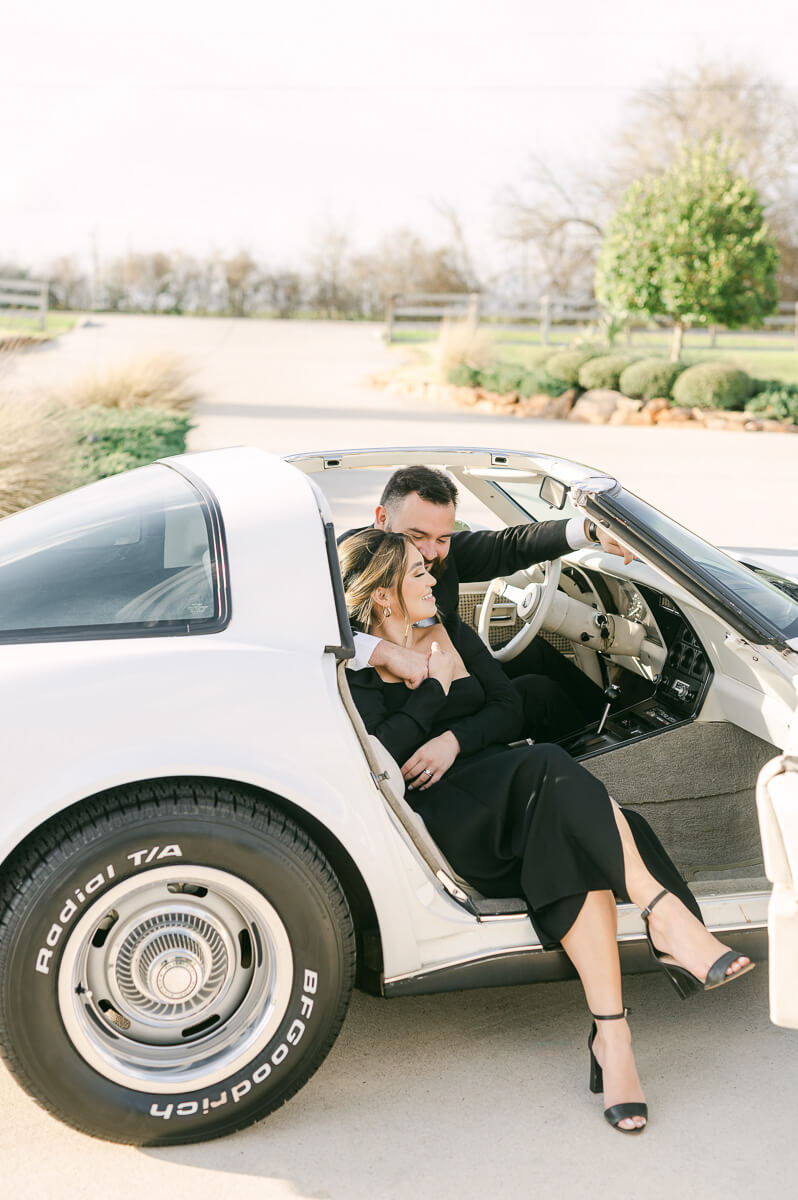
[[0, 444, 795, 1146]]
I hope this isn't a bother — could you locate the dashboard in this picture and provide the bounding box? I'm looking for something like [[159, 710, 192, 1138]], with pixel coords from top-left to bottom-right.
[[558, 570, 714, 760]]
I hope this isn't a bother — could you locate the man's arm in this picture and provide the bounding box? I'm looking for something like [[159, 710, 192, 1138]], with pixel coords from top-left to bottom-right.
[[449, 518, 572, 582], [347, 631, 429, 688], [450, 517, 629, 581]]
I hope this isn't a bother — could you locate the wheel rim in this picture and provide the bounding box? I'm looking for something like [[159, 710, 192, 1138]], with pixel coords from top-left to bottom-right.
[[57, 865, 293, 1094]]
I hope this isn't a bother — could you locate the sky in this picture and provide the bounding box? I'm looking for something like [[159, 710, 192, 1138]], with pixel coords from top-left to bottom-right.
[[3, 0, 798, 278]]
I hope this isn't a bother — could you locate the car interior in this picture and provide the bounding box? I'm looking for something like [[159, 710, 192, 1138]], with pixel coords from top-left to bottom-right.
[[297, 450, 782, 927]]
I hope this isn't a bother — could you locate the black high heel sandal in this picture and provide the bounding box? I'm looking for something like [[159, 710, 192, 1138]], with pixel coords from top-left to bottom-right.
[[641, 888, 756, 999], [588, 1008, 648, 1134]]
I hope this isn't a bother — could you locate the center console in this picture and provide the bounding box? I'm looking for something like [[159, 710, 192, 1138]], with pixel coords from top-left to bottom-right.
[[561, 592, 713, 760]]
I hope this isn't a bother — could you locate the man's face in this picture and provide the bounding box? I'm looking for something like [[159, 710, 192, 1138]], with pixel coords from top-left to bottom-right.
[[375, 493, 455, 575]]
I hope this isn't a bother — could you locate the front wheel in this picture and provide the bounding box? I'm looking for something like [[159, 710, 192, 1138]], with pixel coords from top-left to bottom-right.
[[0, 783, 355, 1145]]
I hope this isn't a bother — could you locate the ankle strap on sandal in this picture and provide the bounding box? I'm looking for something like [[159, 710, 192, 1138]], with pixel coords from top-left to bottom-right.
[[640, 888, 668, 921], [591, 1007, 631, 1020]]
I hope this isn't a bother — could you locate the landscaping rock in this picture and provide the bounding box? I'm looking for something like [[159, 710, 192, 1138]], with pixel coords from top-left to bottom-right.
[[550, 388, 578, 418], [620, 408, 656, 426], [703, 411, 751, 431], [654, 405, 696, 424], [609, 396, 644, 425], [643, 398, 671, 418], [515, 389, 576, 420], [743, 418, 797, 433], [568, 388, 623, 424]]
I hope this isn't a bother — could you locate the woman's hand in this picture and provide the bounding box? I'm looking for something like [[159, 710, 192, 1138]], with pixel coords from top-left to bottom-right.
[[426, 641, 455, 694], [402, 731, 460, 790]]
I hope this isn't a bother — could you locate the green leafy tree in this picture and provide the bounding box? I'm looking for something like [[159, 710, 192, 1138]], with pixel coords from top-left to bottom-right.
[[595, 142, 779, 360]]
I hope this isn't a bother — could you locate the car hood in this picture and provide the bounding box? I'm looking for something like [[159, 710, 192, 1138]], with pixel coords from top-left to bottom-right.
[[723, 548, 798, 584]]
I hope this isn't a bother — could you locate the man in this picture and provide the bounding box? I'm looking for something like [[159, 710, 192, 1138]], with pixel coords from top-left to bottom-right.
[[344, 465, 631, 740]]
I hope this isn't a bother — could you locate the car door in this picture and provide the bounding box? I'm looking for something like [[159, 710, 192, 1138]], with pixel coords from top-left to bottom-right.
[[757, 733, 798, 1030]]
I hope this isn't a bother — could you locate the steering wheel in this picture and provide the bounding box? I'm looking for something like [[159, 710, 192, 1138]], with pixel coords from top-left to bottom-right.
[[477, 559, 562, 661]]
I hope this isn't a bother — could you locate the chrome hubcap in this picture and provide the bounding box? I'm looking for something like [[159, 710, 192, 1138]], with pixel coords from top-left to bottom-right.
[[58, 865, 294, 1094], [114, 911, 230, 1019]]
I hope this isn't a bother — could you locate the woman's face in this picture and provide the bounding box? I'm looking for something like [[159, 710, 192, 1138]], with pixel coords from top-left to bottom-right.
[[394, 549, 437, 623]]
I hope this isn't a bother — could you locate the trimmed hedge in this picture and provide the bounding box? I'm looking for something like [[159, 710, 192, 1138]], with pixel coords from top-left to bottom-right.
[[71, 406, 192, 483], [618, 358, 686, 401], [672, 363, 755, 411], [745, 382, 798, 424], [447, 363, 481, 388], [479, 363, 528, 394], [517, 367, 569, 398], [577, 354, 636, 391], [544, 346, 603, 386], [447, 362, 568, 398]]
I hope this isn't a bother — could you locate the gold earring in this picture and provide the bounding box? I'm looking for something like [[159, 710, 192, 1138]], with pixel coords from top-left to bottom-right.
[[382, 606, 392, 619]]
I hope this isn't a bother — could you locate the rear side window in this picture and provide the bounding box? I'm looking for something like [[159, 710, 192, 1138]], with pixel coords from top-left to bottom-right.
[[0, 464, 228, 642]]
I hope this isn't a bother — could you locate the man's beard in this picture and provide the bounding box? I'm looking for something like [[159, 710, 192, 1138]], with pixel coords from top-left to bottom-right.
[[427, 555, 448, 583]]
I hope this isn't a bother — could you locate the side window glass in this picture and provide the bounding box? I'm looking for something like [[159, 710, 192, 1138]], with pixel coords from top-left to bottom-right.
[[0, 466, 225, 640]]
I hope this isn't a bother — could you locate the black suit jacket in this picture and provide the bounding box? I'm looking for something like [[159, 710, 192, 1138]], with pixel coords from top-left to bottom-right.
[[340, 520, 571, 618]]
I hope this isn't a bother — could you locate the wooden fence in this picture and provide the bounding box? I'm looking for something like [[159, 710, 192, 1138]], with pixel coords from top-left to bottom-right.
[[385, 292, 798, 350], [0, 277, 49, 330]]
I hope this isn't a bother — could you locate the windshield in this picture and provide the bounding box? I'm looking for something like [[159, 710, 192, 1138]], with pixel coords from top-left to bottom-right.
[[497, 477, 798, 645], [610, 491, 798, 640]]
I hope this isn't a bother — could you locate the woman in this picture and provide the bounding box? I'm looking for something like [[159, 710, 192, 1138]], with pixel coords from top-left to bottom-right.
[[340, 528, 754, 1135]]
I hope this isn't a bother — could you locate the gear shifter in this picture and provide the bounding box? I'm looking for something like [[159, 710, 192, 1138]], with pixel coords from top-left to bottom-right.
[[596, 684, 620, 736]]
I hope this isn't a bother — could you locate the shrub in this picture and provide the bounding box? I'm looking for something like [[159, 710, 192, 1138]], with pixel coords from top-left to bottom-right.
[[447, 363, 481, 387], [618, 358, 686, 400], [517, 367, 570, 398], [577, 354, 636, 391], [544, 346, 602, 386], [447, 361, 570, 397], [71, 406, 192, 484], [65, 354, 200, 412], [745, 382, 798, 424], [479, 363, 527, 394], [0, 391, 75, 517], [672, 362, 755, 410]]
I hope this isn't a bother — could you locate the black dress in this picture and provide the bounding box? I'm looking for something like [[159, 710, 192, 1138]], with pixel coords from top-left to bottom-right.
[[348, 616, 701, 949]]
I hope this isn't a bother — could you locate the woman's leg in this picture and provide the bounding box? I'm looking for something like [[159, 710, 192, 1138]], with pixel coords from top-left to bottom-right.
[[610, 801, 750, 981], [560, 890, 646, 1131]]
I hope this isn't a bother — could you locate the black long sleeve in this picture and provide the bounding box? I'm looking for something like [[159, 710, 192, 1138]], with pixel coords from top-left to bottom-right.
[[444, 622, 522, 755], [431, 520, 572, 616], [451, 521, 571, 584], [347, 673, 450, 764], [347, 618, 522, 766]]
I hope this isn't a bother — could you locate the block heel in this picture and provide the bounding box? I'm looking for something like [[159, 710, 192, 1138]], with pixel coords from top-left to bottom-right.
[[641, 889, 756, 998], [587, 1008, 648, 1134]]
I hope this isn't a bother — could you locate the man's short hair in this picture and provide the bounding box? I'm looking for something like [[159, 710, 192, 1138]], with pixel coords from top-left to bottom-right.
[[379, 466, 458, 512]]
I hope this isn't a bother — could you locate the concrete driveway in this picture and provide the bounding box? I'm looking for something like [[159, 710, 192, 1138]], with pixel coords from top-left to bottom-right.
[[2, 315, 797, 1199]]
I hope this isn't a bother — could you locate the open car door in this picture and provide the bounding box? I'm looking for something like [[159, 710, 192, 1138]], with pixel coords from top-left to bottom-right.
[[757, 743, 798, 1029]]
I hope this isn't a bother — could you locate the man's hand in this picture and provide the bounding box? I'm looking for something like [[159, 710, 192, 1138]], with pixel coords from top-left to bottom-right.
[[368, 639, 429, 689], [588, 520, 636, 565], [402, 731, 460, 790]]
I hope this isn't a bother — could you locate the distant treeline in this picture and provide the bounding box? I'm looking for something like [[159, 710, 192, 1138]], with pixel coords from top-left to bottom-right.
[[1, 229, 480, 320]]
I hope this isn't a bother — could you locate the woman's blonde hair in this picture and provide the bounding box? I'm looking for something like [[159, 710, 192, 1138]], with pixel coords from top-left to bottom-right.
[[339, 529, 412, 632]]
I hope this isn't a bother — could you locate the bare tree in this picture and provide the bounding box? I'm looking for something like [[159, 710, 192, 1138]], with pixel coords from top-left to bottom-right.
[[221, 251, 262, 317], [262, 271, 304, 318], [499, 61, 798, 298], [48, 257, 89, 310], [350, 227, 472, 317], [430, 201, 482, 292], [496, 160, 604, 298], [120, 252, 174, 312], [308, 224, 356, 318]]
